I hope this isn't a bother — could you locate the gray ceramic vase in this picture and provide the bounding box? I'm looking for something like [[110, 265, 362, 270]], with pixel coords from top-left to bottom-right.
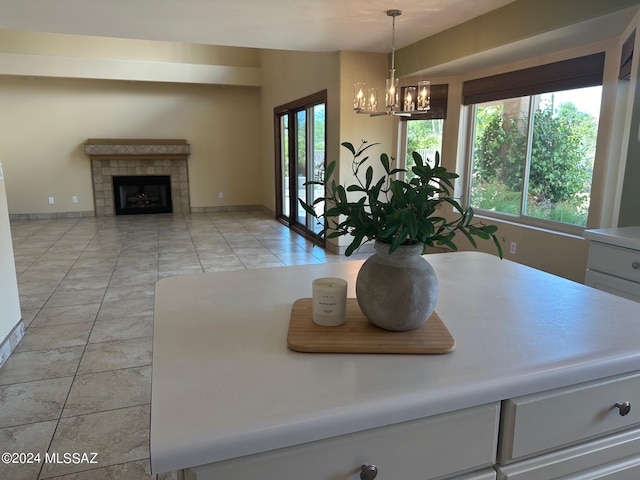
[[356, 240, 439, 331]]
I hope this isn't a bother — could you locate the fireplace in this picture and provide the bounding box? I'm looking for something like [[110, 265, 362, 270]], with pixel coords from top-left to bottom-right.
[[113, 175, 172, 215], [84, 139, 190, 216]]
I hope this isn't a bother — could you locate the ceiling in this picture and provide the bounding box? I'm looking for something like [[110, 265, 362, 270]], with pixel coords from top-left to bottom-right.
[[0, 0, 518, 53]]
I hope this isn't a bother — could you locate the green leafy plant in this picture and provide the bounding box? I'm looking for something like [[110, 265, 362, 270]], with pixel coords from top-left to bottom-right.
[[299, 140, 504, 258]]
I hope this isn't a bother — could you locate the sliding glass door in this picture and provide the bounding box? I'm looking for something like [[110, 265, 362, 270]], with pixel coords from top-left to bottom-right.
[[275, 91, 326, 241]]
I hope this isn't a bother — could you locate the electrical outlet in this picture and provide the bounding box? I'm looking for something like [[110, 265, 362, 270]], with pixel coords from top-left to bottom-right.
[[510, 242, 517, 255], [218, 192, 224, 199], [72, 196, 78, 203], [48, 196, 55, 205]]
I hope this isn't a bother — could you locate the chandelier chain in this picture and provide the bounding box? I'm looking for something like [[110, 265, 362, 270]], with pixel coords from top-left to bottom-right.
[[388, 9, 400, 71], [391, 14, 396, 70]]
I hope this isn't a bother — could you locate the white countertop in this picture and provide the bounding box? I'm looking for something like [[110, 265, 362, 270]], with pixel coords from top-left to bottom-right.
[[150, 252, 640, 474], [583, 226, 640, 250]]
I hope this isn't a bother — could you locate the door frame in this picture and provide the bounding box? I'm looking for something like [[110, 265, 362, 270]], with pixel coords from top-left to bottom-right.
[[274, 90, 327, 244]]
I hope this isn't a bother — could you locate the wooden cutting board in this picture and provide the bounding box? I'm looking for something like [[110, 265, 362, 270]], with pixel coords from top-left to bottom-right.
[[287, 298, 455, 354]]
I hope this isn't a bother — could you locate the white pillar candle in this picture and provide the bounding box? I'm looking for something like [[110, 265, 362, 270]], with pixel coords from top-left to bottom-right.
[[312, 277, 348, 326]]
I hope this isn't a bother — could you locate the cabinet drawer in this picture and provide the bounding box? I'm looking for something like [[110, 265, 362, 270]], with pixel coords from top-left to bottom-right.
[[497, 427, 640, 479], [587, 242, 640, 283], [499, 371, 640, 463], [454, 469, 496, 480], [585, 270, 640, 302], [187, 403, 500, 480]]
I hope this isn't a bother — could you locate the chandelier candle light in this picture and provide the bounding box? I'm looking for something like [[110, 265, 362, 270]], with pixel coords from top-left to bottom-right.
[[354, 10, 431, 117]]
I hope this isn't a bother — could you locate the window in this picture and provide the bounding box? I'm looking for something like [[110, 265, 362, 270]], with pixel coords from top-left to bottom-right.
[[404, 118, 444, 181], [275, 91, 326, 240], [400, 84, 448, 181], [463, 53, 604, 230]]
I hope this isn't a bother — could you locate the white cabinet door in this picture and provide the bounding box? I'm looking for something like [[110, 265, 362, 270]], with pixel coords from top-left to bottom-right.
[[587, 243, 640, 283], [585, 270, 640, 302], [497, 426, 640, 479], [187, 403, 500, 480], [499, 371, 640, 463], [570, 458, 640, 480]]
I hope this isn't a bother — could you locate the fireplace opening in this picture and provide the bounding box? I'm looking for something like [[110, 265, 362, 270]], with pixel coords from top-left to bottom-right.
[[112, 175, 173, 215]]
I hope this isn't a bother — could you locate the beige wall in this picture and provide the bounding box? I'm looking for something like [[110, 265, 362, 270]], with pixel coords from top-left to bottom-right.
[[0, 163, 21, 358], [0, 76, 262, 214], [0, 30, 262, 87], [0, 29, 261, 67], [258, 49, 342, 214]]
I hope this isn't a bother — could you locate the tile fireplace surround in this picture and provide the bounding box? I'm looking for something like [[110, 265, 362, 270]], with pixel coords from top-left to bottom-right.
[[85, 139, 191, 217]]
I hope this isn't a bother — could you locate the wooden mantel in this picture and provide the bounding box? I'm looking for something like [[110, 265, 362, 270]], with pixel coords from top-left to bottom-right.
[[84, 139, 190, 159]]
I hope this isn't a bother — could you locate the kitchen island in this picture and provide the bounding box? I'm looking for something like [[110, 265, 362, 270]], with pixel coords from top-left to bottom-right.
[[151, 252, 640, 479]]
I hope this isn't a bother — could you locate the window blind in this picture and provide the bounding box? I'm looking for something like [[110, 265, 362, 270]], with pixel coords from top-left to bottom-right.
[[462, 52, 605, 105], [619, 30, 635, 81], [401, 84, 448, 120]]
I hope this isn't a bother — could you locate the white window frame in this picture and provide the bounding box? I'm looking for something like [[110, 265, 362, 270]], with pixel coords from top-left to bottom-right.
[[462, 89, 602, 237]]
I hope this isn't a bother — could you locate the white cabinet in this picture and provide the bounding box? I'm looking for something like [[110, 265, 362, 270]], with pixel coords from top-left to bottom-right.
[[583, 227, 640, 302], [185, 403, 500, 480], [496, 371, 640, 479], [183, 371, 640, 480]]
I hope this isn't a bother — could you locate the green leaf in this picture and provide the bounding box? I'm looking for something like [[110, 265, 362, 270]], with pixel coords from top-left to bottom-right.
[[365, 166, 373, 189], [380, 153, 390, 173], [492, 235, 504, 259], [324, 207, 343, 217], [412, 150, 424, 167], [438, 236, 458, 251], [459, 227, 478, 248], [341, 142, 355, 156], [324, 161, 336, 181], [376, 224, 398, 239], [482, 224, 499, 234], [466, 208, 474, 225], [297, 199, 317, 218], [345, 232, 365, 256], [354, 141, 379, 158], [336, 185, 347, 204], [407, 211, 418, 239], [390, 234, 402, 253]]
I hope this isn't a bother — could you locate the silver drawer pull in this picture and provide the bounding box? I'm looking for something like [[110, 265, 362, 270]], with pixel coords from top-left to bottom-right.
[[360, 464, 378, 480], [632, 262, 640, 270], [615, 401, 631, 416]]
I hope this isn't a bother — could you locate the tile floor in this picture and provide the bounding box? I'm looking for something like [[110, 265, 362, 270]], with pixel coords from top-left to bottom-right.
[[0, 211, 367, 480]]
